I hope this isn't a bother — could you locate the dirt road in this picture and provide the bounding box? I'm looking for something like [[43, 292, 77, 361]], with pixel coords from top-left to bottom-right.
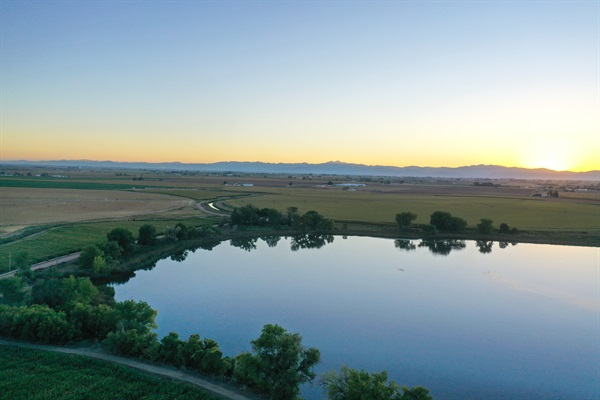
[[0, 339, 257, 400], [0, 252, 80, 279]]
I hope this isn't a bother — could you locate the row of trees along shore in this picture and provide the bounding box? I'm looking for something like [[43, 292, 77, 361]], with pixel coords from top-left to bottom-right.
[[396, 210, 518, 235], [0, 216, 432, 400]]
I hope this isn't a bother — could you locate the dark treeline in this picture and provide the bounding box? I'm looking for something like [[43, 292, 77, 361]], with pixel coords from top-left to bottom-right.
[[231, 204, 334, 232], [395, 210, 518, 236]]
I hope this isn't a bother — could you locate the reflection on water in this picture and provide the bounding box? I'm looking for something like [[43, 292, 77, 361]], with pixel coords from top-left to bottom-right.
[[112, 237, 599, 400], [394, 239, 416, 251], [230, 237, 258, 252], [260, 235, 281, 248], [395, 239, 518, 255], [418, 239, 466, 255], [230, 234, 335, 252], [290, 233, 334, 251], [475, 240, 494, 254]]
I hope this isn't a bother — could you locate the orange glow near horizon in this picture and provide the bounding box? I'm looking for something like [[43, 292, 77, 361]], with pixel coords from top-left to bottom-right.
[[2, 141, 598, 172]]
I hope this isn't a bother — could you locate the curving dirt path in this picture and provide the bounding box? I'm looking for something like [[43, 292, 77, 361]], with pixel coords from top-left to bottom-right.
[[0, 339, 257, 400]]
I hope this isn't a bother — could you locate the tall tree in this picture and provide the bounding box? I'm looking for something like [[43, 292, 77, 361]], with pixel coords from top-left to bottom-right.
[[235, 324, 320, 400], [396, 212, 417, 228], [138, 224, 157, 245], [107, 228, 135, 254], [477, 218, 494, 234]]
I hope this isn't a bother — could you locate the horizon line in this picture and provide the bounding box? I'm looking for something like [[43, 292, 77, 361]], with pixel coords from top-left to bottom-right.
[[1, 158, 599, 174]]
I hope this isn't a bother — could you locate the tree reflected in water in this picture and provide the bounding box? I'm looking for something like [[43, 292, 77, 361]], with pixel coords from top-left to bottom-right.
[[170, 249, 190, 262], [261, 235, 281, 248], [230, 237, 258, 252], [197, 240, 222, 251], [290, 234, 334, 251], [418, 239, 466, 256], [476, 240, 494, 254], [394, 239, 416, 251]]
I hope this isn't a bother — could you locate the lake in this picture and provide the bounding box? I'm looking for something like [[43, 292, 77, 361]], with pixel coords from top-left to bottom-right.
[[112, 236, 599, 399]]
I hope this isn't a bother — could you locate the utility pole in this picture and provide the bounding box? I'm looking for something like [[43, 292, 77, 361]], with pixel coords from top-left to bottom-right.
[[8, 253, 11, 271]]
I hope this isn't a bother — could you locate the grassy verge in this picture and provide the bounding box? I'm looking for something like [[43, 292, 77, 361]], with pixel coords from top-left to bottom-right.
[[0, 218, 222, 273], [0, 346, 219, 400]]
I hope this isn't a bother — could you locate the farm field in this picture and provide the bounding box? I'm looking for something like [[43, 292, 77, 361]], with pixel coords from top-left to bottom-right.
[[0, 167, 598, 273], [0, 346, 219, 400], [0, 187, 193, 231], [224, 187, 600, 231]]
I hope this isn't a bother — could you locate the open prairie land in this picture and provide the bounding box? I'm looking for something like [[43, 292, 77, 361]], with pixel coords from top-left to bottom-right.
[[0, 187, 193, 233]]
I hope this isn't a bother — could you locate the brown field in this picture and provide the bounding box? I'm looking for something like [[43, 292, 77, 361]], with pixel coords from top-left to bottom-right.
[[0, 187, 193, 234]]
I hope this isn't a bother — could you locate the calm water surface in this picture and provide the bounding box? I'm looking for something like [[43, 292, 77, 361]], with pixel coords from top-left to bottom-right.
[[112, 236, 599, 400]]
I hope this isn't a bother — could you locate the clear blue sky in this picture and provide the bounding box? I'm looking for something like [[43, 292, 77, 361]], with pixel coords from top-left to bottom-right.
[[2, 1, 598, 171]]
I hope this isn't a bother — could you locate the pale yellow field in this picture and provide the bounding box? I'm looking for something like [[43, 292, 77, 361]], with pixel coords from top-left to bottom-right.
[[0, 188, 193, 232]]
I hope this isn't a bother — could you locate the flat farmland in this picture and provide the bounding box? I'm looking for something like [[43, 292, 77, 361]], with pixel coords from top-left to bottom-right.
[[224, 187, 600, 231], [0, 188, 193, 233]]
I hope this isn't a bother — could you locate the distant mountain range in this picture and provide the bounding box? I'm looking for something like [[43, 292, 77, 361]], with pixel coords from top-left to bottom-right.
[[2, 159, 599, 181]]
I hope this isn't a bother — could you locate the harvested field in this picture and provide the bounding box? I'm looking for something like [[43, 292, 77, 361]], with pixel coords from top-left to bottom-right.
[[0, 188, 193, 231]]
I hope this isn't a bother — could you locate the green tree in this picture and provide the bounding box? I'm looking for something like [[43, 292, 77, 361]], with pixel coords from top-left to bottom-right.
[[321, 366, 400, 399], [103, 327, 158, 358], [32, 276, 99, 311], [477, 218, 494, 234], [92, 255, 108, 273], [320, 366, 433, 400], [429, 211, 467, 233], [138, 224, 157, 245], [114, 299, 157, 334], [396, 212, 417, 228], [102, 240, 123, 263], [236, 324, 321, 399], [299, 210, 334, 232], [0, 304, 71, 344], [80, 245, 104, 270], [0, 277, 26, 305], [399, 386, 434, 400], [158, 332, 185, 365], [107, 228, 135, 254]]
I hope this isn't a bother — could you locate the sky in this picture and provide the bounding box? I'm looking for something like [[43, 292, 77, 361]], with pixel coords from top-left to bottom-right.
[[1, 1, 598, 171]]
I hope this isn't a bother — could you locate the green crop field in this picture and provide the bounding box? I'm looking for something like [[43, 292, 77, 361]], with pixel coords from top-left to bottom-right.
[[0, 177, 153, 191], [224, 188, 600, 231], [0, 346, 218, 400]]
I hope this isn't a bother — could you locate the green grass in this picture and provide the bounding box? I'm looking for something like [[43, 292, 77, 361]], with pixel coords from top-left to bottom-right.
[[0, 346, 218, 400], [0, 177, 160, 191], [0, 218, 220, 272], [224, 189, 600, 231]]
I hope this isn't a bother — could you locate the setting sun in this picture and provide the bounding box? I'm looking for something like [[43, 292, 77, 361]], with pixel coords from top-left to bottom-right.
[[519, 138, 586, 171]]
